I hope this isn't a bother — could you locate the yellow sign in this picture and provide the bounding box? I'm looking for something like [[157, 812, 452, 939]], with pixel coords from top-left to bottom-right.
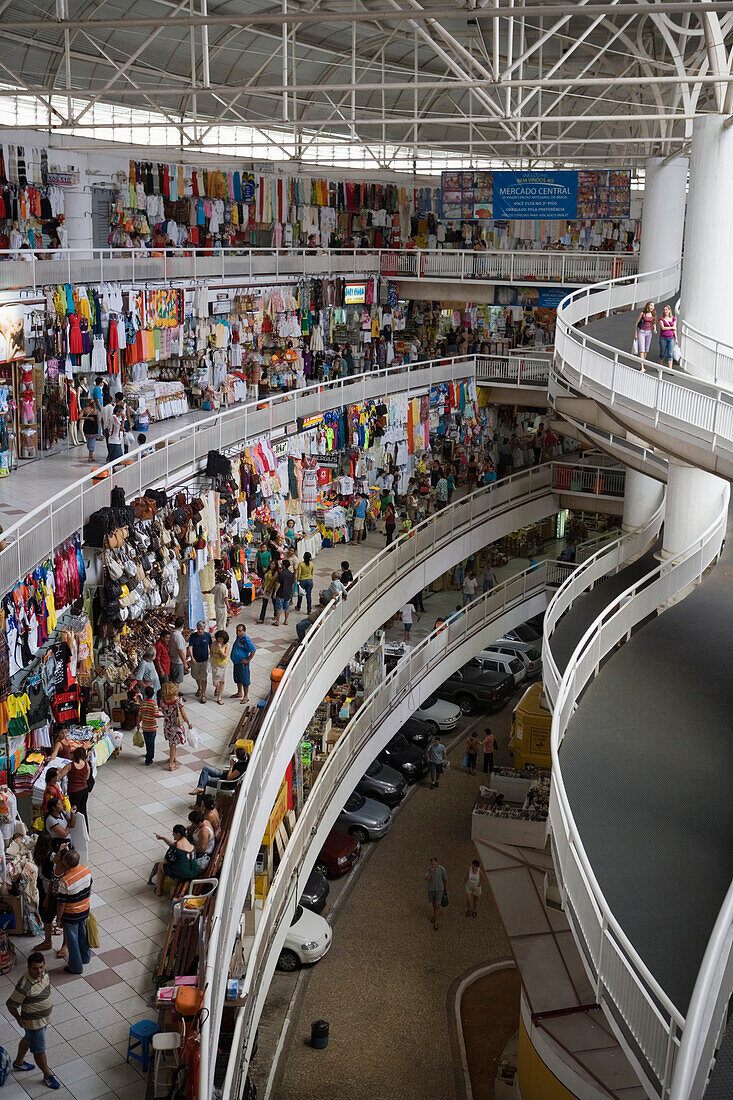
[[262, 780, 289, 845]]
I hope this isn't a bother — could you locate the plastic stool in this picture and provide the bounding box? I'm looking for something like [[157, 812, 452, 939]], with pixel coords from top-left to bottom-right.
[[152, 1031, 180, 1096], [126, 1019, 161, 1072]]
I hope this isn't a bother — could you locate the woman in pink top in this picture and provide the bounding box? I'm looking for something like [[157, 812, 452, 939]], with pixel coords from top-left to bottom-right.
[[658, 305, 678, 369], [634, 301, 657, 368]]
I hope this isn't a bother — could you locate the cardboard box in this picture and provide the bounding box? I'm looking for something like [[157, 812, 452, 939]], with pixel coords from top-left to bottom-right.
[[0, 894, 24, 934]]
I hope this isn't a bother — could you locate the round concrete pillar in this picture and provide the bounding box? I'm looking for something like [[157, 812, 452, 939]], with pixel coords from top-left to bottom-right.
[[639, 155, 688, 276]]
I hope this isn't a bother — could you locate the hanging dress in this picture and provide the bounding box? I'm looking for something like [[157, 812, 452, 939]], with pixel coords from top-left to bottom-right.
[[67, 314, 83, 355]]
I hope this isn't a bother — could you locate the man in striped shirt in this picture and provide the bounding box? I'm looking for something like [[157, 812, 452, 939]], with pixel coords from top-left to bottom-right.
[[56, 850, 92, 975], [6, 951, 60, 1088]]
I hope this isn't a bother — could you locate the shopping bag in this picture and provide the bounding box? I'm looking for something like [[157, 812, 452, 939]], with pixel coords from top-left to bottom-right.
[[632, 337, 639, 354], [673, 342, 681, 362], [440, 890, 449, 908], [86, 912, 100, 949], [461, 754, 469, 767], [187, 726, 203, 749], [133, 728, 144, 748]]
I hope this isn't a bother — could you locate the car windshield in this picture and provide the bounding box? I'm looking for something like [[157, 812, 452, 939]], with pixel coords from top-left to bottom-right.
[[527, 647, 541, 660], [290, 904, 303, 926], [344, 792, 365, 811], [510, 658, 524, 673], [421, 695, 438, 709], [365, 761, 382, 777], [390, 734, 408, 749]]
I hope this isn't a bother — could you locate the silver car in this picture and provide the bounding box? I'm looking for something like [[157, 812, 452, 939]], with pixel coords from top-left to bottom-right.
[[336, 791, 393, 843], [491, 637, 543, 679]]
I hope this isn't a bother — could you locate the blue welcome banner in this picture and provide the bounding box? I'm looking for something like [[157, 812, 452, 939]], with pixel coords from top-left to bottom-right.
[[493, 171, 578, 219]]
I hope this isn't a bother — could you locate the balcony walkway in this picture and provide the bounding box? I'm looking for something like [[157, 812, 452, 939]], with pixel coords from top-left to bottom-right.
[[552, 300, 733, 1017]]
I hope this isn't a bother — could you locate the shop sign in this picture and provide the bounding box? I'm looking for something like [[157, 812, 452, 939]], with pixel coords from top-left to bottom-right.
[[0, 305, 26, 363], [298, 413, 324, 431], [252, 161, 275, 175], [301, 740, 312, 768], [344, 282, 366, 305], [492, 171, 578, 219], [263, 779, 289, 844], [318, 454, 340, 468], [494, 285, 573, 308], [48, 170, 80, 187], [272, 439, 289, 457], [530, 727, 549, 755]]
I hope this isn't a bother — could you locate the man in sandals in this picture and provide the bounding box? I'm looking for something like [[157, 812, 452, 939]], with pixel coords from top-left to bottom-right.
[[6, 951, 60, 1088]]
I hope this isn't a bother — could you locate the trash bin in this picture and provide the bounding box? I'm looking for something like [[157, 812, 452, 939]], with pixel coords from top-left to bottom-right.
[[271, 667, 285, 694], [310, 1020, 329, 1049]]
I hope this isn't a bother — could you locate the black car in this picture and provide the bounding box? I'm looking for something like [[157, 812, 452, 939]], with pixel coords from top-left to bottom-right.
[[378, 734, 429, 783], [507, 622, 542, 644], [438, 659, 514, 715], [357, 760, 407, 806], [298, 869, 330, 914], [398, 716, 432, 749]]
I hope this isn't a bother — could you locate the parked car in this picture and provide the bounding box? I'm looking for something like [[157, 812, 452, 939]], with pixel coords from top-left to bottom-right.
[[378, 734, 429, 783], [438, 659, 514, 715], [298, 869, 330, 914], [505, 622, 542, 644], [357, 760, 407, 806], [489, 637, 543, 679], [475, 649, 526, 687], [336, 791, 392, 842], [398, 716, 432, 749], [314, 829, 360, 877], [276, 904, 332, 972], [412, 694, 462, 734]]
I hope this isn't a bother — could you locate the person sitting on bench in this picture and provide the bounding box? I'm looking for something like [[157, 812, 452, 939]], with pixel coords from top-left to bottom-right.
[[189, 746, 249, 800]]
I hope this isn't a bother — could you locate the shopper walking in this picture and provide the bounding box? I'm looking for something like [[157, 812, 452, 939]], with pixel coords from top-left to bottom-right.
[[6, 951, 60, 1089], [136, 686, 160, 765], [482, 728, 497, 774], [212, 573, 229, 632], [155, 628, 171, 695], [168, 617, 188, 690], [56, 849, 92, 975], [296, 552, 314, 612], [231, 623, 256, 703], [427, 736, 447, 789], [273, 560, 295, 626], [256, 541, 272, 579], [258, 561, 280, 623], [658, 305, 677, 369], [211, 630, 229, 705], [384, 501, 396, 545], [106, 403, 124, 461], [160, 682, 191, 771], [400, 601, 419, 642], [462, 571, 477, 605], [434, 472, 448, 509], [634, 301, 657, 368], [425, 857, 448, 931], [353, 494, 368, 542], [464, 859, 486, 917], [57, 747, 92, 829], [188, 621, 213, 703], [81, 403, 101, 463], [465, 733, 479, 775]]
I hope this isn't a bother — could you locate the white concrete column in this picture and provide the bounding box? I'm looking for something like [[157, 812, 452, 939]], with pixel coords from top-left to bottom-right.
[[63, 186, 93, 256], [661, 459, 726, 559], [662, 117, 730, 560], [680, 115, 733, 345], [622, 466, 663, 532], [639, 155, 688, 275]]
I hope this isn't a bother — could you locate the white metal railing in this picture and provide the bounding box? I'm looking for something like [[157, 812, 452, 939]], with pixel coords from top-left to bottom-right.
[[475, 354, 551, 387], [0, 354, 477, 597], [198, 462, 565, 1097], [679, 318, 733, 390], [550, 478, 728, 1097], [669, 879, 733, 1100], [542, 490, 665, 706], [224, 561, 551, 1095], [0, 246, 639, 294], [552, 462, 626, 498], [554, 264, 733, 474]]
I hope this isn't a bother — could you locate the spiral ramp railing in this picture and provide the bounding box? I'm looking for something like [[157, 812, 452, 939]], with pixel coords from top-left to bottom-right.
[[550, 266, 733, 1100], [198, 462, 570, 1094], [223, 562, 550, 1097]]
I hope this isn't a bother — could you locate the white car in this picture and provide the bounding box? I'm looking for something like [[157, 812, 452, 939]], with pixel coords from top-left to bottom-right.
[[277, 904, 332, 972], [412, 694, 461, 734], [477, 649, 527, 687]]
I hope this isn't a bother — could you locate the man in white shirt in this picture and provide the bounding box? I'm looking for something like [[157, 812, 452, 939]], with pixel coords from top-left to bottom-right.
[[100, 401, 115, 460], [400, 601, 419, 642], [320, 572, 347, 606], [462, 572, 477, 605], [106, 404, 124, 462]]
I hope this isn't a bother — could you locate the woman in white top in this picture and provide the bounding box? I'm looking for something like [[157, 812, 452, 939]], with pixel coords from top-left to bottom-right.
[[464, 858, 487, 917]]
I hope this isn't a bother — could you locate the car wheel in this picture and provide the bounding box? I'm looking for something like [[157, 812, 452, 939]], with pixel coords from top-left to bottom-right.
[[350, 826, 369, 844], [456, 694, 474, 715], [426, 720, 440, 736], [314, 861, 328, 878], [276, 949, 301, 973]]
